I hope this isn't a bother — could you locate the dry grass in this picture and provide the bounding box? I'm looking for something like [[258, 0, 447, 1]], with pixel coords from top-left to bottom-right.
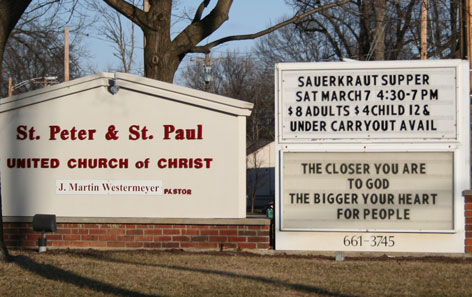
[[1, 249, 471, 297]]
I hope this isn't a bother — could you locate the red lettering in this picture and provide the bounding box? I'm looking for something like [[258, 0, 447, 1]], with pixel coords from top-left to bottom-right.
[[179, 159, 188, 168], [157, 159, 167, 169], [129, 125, 140, 140], [162, 124, 203, 140], [163, 188, 192, 195], [49, 125, 61, 140], [49, 125, 96, 140], [194, 159, 202, 169], [156, 158, 213, 169], [16, 125, 27, 140], [78, 158, 87, 168], [175, 129, 184, 140], [204, 158, 213, 168], [99, 158, 107, 168], [163, 125, 175, 140], [109, 159, 117, 168], [168, 158, 178, 168], [7, 158, 60, 168], [197, 124, 202, 139], [67, 158, 128, 169]]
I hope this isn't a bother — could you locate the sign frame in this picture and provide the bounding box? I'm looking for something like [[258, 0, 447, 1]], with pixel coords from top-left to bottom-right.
[[275, 60, 470, 253], [277, 60, 460, 143], [279, 150, 456, 233]]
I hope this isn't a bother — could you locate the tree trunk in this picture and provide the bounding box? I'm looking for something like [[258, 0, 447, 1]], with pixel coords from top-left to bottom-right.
[[141, 0, 177, 81], [450, 0, 459, 57], [0, 1, 32, 63], [144, 31, 181, 82], [0, 0, 32, 262], [358, 0, 372, 60]]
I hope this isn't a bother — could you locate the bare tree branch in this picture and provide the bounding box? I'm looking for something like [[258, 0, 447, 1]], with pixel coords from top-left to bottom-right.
[[192, 0, 210, 24], [173, 0, 233, 55], [190, 0, 350, 53], [102, 0, 147, 30]]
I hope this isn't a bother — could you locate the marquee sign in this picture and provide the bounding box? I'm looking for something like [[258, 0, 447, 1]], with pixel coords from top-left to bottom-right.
[[275, 60, 470, 253], [280, 67, 456, 140]]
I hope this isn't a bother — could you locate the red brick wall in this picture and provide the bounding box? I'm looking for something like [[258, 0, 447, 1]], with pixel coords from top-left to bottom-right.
[[4, 222, 271, 250], [465, 193, 472, 253]]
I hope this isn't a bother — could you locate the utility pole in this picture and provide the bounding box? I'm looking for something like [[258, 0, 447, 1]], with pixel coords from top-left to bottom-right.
[[64, 26, 70, 82], [194, 53, 220, 92], [143, 1, 150, 49], [8, 77, 12, 97], [420, 0, 428, 60], [193, 53, 222, 92]]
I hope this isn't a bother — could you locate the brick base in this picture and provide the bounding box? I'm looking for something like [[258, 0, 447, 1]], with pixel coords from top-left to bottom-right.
[[465, 192, 472, 253], [3, 219, 271, 251]]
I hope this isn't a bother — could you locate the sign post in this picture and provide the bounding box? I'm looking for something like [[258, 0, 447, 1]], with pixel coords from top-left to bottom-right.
[[275, 60, 470, 253]]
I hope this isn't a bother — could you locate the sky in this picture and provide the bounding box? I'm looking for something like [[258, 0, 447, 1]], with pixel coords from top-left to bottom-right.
[[86, 0, 293, 77]]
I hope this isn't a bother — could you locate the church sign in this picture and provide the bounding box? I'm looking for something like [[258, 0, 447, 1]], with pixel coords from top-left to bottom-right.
[[0, 73, 253, 219], [275, 60, 469, 253]]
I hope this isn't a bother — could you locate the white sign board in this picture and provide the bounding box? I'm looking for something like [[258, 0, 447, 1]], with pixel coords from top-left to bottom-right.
[[0, 73, 253, 219], [275, 60, 470, 253], [279, 64, 457, 141], [282, 152, 453, 231]]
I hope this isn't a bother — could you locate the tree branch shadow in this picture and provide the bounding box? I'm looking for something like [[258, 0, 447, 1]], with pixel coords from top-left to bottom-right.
[[79, 251, 358, 297], [13, 255, 163, 297]]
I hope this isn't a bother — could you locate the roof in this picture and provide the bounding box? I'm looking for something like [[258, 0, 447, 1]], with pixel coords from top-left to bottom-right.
[[0, 72, 254, 117], [246, 139, 273, 155]]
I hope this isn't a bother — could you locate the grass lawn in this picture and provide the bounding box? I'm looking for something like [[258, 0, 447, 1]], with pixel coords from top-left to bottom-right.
[[1, 249, 471, 296]]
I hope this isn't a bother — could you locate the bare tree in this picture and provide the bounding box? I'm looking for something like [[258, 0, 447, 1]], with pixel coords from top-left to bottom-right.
[[1, 19, 86, 97], [1, 0, 91, 97], [421, 0, 464, 58], [255, 21, 338, 71], [288, 0, 464, 61], [182, 51, 274, 142], [102, 0, 350, 82], [288, 0, 402, 60], [88, 1, 139, 73]]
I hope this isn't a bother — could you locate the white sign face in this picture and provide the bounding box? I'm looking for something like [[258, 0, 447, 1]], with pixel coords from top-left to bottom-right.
[[279, 67, 457, 141], [282, 152, 453, 231], [0, 73, 252, 219]]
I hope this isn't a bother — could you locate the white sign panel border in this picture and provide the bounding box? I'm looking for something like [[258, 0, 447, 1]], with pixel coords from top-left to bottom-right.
[[276, 60, 464, 143], [279, 150, 455, 233], [275, 60, 470, 253]]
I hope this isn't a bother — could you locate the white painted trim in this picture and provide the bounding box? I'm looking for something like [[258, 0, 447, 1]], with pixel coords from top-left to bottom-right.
[[0, 72, 254, 117]]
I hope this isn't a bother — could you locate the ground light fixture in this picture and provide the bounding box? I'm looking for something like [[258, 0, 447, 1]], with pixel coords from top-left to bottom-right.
[[32, 214, 57, 253]]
